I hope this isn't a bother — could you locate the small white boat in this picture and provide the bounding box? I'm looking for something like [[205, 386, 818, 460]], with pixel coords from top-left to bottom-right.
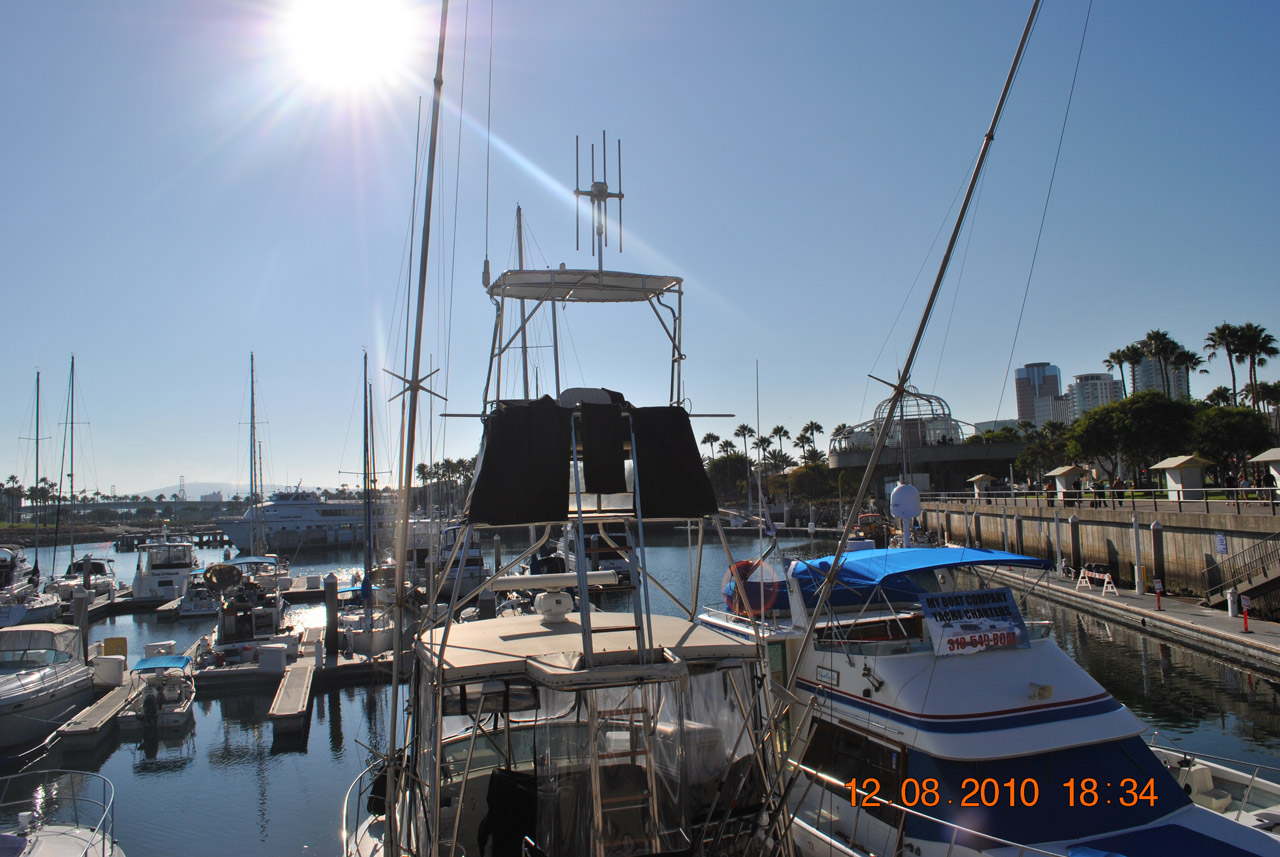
[[0, 544, 36, 590], [1149, 736, 1280, 836], [336, 604, 394, 656], [46, 555, 121, 602], [132, 533, 199, 603], [175, 581, 221, 619], [0, 769, 126, 856], [0, 582, 62, 628], [118, 654, 196, 731], [0, 624, 95, 749]]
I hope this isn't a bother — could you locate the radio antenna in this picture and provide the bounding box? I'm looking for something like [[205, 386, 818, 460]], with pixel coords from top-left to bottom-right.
[[574, 131, 624, 277]]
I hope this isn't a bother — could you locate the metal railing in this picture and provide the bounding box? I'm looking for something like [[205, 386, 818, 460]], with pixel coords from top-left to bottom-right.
[[0, 769, 117, 857], [1202, 530, 1280, 603], [1148, 732, 1280, 821], [921, 486, 1278, 516]]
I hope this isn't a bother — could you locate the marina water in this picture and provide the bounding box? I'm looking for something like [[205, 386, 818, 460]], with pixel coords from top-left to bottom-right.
[[8, 534, 1279, 856]]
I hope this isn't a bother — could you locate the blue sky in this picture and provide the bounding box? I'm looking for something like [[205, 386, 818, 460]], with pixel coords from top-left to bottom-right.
[[2, 1, 1277, 497]]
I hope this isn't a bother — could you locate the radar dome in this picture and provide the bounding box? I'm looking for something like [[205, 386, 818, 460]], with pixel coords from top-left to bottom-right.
[[890, 482, 922, 519]]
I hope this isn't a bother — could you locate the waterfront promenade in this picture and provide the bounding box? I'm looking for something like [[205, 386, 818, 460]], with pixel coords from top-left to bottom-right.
[[988, 561, 1280, 680]]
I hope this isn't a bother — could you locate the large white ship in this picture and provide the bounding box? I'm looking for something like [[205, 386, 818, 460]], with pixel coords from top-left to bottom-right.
[[218, 491, 398, 553]]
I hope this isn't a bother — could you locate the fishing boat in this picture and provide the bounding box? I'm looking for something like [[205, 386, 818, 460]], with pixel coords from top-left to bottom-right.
[[0, 623, 95, 750], [131, 531, 199, 603], [0, 545, 35, 591], [117, 654, 196, 732], [341, 11, 786, 841], [702, 545, 1280, 854], [0, 769, 126, 856]]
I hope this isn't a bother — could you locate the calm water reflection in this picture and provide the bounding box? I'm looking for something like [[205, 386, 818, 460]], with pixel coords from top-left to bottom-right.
[[7, 534, 1279, 855]]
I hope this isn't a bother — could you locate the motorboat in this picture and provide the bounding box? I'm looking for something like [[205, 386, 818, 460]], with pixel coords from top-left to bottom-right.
[[118, 654, 196, 731], [47, 555, 122, 602], [343, 393, 781, 857], [0, 769, 126, 856], [227, 554, 290, 592], [699, 546, 1280, 854], [0, 623, 95, 749], [0, 544, 36, 590], [1148, 734, 1280, 836], [131, 532, 199, 603], [342, 127, 787, 853], [173, 576, 221, 620]]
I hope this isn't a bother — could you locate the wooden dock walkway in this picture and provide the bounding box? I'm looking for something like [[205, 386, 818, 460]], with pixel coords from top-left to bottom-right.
[[268, 662, 315, 735], [56, 682, 134, 750]]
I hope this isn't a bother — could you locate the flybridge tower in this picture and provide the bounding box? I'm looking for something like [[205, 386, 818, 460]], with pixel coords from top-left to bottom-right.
[[574, 132, 624, 278], [481, 134, 685, 408]]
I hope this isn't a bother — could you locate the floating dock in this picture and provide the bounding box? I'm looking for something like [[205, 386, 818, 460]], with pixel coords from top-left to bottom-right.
[[268, 662, 315, 736], [56, 683, 133, 750]]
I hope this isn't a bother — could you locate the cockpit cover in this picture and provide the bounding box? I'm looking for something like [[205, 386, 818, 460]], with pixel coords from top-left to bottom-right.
[[0, 623, 82, 656]]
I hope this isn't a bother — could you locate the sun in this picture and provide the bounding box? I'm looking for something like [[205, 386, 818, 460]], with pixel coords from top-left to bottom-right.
[[280, 0, 419, 93]]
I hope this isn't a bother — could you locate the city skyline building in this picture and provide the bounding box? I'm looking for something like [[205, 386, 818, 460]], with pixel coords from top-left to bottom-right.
[[1131, 356, 1192, 401], [1015, 362, 1063, 427], [1067, 373, 1123, 422]]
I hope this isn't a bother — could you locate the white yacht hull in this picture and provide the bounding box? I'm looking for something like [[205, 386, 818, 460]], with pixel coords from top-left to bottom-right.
[[0, 671, 94, 748]]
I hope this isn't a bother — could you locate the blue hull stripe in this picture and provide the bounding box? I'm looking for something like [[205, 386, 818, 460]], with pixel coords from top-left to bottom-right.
[[798, 678, 1122, 733]]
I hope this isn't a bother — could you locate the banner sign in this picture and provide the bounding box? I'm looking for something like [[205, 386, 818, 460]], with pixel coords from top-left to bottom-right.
[[921, 588, 1030, 656], [1215, 532, 1228, 555]]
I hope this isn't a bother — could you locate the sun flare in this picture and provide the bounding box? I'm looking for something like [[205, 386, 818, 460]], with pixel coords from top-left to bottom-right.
[[280, 0, 418, 93]]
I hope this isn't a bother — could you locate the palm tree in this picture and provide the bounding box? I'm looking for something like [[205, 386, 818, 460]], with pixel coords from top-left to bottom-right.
[[793, 432, 812, 456], [1204, 386, 1234, 407], [1171, 346, 1207, 397], [769, 425, 790, 450], [1235, 322, 1278, 412], [717, 439, 737, 457], [801, 421, 825, 456], [700, 432, 720, 461], [733, 423, 755, 460], [1103, 349, 1130, 398], [1142, 330, 1177, 396], [1204, 322, 1241, 406], [1117, 343, 1146, 398]]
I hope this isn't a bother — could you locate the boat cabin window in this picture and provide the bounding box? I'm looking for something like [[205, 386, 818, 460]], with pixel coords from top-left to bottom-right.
[[799, 720, 902, 826]]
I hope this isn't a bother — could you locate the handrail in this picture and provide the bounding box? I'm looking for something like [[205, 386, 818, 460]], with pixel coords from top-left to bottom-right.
[[0, 769, 116, 857], [1202, 530, 1280, 602], [1147, 731, 1280, 820], [919, 486, 1278, 515], [787, 760, 1064, 856]]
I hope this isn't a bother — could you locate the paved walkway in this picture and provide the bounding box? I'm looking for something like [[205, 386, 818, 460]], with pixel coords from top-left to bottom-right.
[[987, 562, 1280, 677]]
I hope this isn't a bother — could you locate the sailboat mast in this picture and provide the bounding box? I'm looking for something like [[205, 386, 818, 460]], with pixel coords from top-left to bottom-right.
[[68, 355, 75, 568], [248, 353, 262, 555], [516, 205, 530, 399], [388, 1, 450, 853], [33, 371, 41, 577], [363, 353, 373, 578]]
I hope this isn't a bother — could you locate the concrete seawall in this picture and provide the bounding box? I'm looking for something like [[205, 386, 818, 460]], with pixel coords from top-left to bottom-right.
[[921, 501, 1280, 615]]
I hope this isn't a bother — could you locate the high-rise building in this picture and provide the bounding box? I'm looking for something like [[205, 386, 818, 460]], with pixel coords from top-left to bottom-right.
[[1015, 362, 1062, 426], [1132, 357, 1191, 401], [1067, 373, 1123, 422]]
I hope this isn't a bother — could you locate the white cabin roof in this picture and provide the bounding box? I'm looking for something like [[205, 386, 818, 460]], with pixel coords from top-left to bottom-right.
[[489, 268, 681, 303]]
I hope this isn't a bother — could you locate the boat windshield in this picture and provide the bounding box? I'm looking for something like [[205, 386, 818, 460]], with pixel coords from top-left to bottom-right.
[[0, 645, 75, 671]]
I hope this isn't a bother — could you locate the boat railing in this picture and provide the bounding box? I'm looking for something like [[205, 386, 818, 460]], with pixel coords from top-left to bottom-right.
[[0, 769, 117, 857], [785, 760, 1065, 857], [1148, 732, 1280, 820]]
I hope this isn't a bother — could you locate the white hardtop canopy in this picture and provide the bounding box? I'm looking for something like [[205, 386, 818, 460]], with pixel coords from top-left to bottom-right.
[[419, 611, 753, 684], [1248, 447, 1280, 464], [489, 268, 681, 303]]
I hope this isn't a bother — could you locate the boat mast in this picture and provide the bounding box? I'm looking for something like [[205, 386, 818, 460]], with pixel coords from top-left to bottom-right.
[[362, 352, 374, 580], [387, 1, 450, 853], [791, 0, 1043, 682], [248, 353, 264, 556], [69, 355, 75, 570], [33, 372, 41, 577]]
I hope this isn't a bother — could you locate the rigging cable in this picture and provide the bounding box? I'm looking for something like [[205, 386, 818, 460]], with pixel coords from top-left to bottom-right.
[[994, 0, 1095, 421]]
